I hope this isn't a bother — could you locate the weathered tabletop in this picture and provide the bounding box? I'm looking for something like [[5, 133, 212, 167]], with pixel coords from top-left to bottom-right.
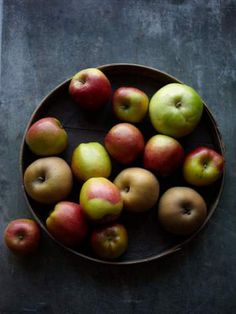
[[1, 1, 235, 313]]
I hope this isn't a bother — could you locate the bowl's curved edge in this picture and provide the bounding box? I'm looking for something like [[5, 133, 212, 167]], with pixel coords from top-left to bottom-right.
[[19, 63, 226, 266]]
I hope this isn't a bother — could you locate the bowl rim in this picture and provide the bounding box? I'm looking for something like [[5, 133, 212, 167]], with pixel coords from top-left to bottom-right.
[[19, 63, 225, 265]]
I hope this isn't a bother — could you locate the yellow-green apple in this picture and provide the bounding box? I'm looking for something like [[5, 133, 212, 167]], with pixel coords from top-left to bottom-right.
[[71, 142, 111, 181], [183, 147, 224, 186], [80, 177, 123, 224], [149, 83, 203, 138], [114, 167, 160, 212], [46, 201, 88, 247], [4, 219, 40, 255], [69, 68, 112, 110], [25, 117, 68, 156], [24, 157, 73, 204], [113, 87, 149, 123], [91, 223, 128, 260], [144, 134, 184, 176], [158, 187, 207, 235], [104, 123, 145, 164]]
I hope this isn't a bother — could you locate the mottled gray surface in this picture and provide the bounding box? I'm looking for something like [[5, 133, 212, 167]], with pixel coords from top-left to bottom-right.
[[1, 0, 236, 313]]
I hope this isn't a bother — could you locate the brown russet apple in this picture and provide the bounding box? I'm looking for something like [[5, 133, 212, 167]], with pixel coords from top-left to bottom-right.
[[4, 219, 40, 255], [158, 187, 207, 235], [69, 68, 112, 110], [144, 134, 184, 176], [46, 201, 88, 247], [23, 157, 73, 204], [25, 117, 68, 156], [114, 167, 160, 212], [104, 123, 145, 164]]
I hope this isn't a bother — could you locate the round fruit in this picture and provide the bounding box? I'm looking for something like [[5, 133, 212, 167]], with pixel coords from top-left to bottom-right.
[[104, 123, 145, 164], [80, 177, 123, 224], [113, 87, 149, 123], [69, 68, 112, 110], [158, 187, 207, 235], [183, 146, 224, 186], [4, 219, 40, 255], [23, 157, 73, 204], [149, 83, 203, 138], [71, 142, 111, 181], [46, 202, 88, 247], [114, 167, 160, 212], [91, 223, 128, 260], [25, 117, 68, 156], [144, 134, 184, 176]]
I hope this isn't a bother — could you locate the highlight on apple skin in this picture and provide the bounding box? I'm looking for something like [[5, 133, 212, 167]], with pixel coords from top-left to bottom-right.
[[113, 87, 149, 123], [71, 142, 112, 182], [25, 117, 68, 156], [23, 157, 73, 204], [91, 223, 128, 260], [4, 219, 40, 255], [144, 134, 184, 177], [46, 201, 88, 248], [104, 123, 145, 164], [183, 146, 224, 186], [69, 68, 112, 110], [80, 177, 123, 224], [149, 83, 203, 138]]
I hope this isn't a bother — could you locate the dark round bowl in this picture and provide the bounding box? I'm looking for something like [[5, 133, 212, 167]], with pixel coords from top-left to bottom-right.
[[20, 63, 225, 265]]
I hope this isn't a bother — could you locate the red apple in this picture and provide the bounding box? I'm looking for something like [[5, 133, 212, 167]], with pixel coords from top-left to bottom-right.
[[4, 219, 40, 255], [69, 68, 112, 110], [91, 223, 128, 260], [46, 201, 88, 247], [25, 117, 68, 156], [104, 123, 145, 164], [80, 177, 123, 224], [183, 146, 224, 186], [113, 87, 149, 123], [144, 134, 184, 176]]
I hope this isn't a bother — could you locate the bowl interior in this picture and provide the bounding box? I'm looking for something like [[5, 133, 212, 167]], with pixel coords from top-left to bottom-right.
[[21, 64, 224, 264]]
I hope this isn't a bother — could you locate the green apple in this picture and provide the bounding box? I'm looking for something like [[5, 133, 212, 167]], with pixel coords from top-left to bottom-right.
[[80, 177, 123, 223], [149, 83, 203, 138], [113, 87, 149, 123], [183, 146, 224, 186], [71, 142, 112, 181]]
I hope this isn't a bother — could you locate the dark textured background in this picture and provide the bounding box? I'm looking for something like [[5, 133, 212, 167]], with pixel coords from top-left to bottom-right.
[[1, 1, 236, 313]]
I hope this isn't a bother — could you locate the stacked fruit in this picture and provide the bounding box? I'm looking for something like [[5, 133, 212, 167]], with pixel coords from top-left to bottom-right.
[[4, 68, 224, 260]]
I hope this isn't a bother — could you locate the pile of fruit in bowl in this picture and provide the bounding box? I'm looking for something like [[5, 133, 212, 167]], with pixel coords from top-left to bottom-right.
[[4, 67, 224, 261]]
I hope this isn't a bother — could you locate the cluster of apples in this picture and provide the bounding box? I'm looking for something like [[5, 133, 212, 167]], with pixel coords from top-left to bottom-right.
[[4, 68, 224, 260]]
